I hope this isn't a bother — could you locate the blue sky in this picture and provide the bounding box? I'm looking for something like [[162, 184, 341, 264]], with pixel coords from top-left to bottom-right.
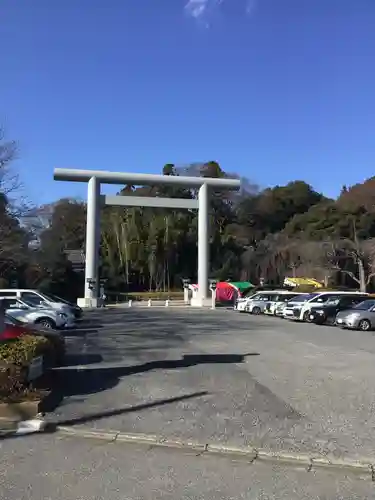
[[1, 0, 375, 205]]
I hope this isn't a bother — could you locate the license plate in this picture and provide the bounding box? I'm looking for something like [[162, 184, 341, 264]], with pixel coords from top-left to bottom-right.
[[285, 310, 293, 315]]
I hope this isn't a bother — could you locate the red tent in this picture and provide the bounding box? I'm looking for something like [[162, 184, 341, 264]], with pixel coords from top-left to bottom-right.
[[215, 281, 253, 303]]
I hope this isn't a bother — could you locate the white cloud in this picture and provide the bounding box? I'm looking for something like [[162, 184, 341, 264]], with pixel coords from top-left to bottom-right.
[[184, 0, 257, 22], [245, 0, 257, 16], [184, 0, 209, 19]]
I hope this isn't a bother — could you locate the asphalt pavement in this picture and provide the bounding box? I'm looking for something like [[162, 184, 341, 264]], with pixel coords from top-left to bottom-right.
[[1, 433, 373, 500], [45, 307, 375, 461], [2, 307, 375, 499]]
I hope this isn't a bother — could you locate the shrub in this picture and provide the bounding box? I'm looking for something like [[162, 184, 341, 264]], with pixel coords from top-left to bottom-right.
[[292, 285, 318, 293], [0, 335, 50, 365], [0, 335, 54, 400], [292, 285, 360, 293], [31, 331, 65, 367]]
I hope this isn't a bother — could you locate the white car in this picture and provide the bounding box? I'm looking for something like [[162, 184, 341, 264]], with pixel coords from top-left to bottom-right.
[[0, 289, 77, 318], [264, 292, 305, 316], [283, 291, 369, 321], [235, 293, 257, 312], [0, 297, 74, 329], [235, 290, 290, 313]]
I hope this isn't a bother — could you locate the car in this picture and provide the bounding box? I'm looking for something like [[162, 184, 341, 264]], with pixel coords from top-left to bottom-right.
[[44, 293, 83, 319], [0, 319, 30, 340], [234, 291, 258, 311], [335, 299, 375, 331], [0, 297, 74, 330], [283, 291, 369, 321], [0, 289, 78, 318], [264, 292, 304, 316], [235, 291, 278, 313], [308, 295, 369, 325], [245, 291, 297, 315], [4, 314, 66, 364]]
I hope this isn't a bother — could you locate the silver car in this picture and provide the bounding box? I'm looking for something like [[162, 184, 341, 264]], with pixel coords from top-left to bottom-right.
[[335, 299, 375, 331], [264, 292, 303, 316], [246, 292, 284, 315]]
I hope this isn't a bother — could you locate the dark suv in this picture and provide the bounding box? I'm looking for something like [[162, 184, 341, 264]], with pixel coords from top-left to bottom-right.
[[308, 295, 369, 325]]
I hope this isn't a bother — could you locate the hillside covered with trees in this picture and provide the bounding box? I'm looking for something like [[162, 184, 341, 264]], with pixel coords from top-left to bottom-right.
[[2, 131, 375, 299]]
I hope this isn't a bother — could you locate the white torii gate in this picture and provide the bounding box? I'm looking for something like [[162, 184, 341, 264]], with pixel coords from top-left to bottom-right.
[[53, 168, 240, 307]]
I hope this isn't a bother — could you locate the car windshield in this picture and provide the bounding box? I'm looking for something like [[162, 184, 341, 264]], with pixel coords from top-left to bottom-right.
[[46, 293, 72, 304], [353, 300, 375, 311], [276, 294, 298, 302], [325, 298, 340, 306], [244, 293, 257, 301], [288, 293, 314, 303], [22, 295, 45, 307], [20, 297, 40, 308], [253, 294, 272, 301], [37, 292, 57, 302]]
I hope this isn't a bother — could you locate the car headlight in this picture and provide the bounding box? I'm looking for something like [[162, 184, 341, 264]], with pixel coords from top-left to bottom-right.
[[315, 310, 324, 315]]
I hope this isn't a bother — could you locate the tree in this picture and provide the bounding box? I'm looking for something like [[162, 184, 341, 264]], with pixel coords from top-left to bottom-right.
[[0, 128, 18, 196], [284, 199, 375, 291], [39, 199, 86, 253], [318, 233, 375, 293], [0, 129, 30, 285], [237, 181, 326, 243], [33, 199, 86, 298], [15, 158, 375, 296]]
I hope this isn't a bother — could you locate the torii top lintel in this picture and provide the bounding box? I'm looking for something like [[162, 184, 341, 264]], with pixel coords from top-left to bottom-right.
[[53, 168, 241, 191]]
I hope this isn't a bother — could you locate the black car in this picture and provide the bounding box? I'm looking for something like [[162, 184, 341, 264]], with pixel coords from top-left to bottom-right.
[[308, 295, 369, 325]]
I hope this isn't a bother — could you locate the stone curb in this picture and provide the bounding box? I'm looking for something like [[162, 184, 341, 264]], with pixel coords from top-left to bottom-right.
[[0, 417, 47, 437], [56, 426, 375, 479]]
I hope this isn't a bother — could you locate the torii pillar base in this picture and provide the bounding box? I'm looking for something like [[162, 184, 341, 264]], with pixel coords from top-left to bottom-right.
[[190, 297, 212, 308], [77, 297, 99, 308]]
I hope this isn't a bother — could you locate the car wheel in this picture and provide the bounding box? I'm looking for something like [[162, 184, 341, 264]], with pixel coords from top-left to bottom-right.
[[35, 317, 56, 329], [303, 311, 312, 322], [358, 319, 371, 331], [252, 306, 261, 315]]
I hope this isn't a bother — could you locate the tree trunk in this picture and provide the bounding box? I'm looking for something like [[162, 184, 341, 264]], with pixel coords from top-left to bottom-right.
[[291, 265, 296, 278], [358, 258, 366, 292], [121, 222, 129, 284]]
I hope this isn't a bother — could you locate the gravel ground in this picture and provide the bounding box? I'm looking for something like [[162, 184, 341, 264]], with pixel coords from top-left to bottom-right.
[[47, 308, 375, 461], [0, 433, 373, 500]]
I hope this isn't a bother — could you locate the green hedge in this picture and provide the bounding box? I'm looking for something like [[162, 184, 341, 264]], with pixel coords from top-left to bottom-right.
[[0, 335, 50, 365], [0, 335, 57, 400], [292, 285, 361, 293]]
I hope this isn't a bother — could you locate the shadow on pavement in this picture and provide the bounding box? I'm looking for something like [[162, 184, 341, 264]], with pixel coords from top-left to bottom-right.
[[0, 392, 209, 440], [57, 352, 258, 382], [56, 391, 209, 427], [46, 353, 257, 415], [61, 353, 104, 366]]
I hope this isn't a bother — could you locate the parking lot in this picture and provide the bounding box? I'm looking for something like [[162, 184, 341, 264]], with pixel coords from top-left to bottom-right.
[[51, 307, 375, 461]]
